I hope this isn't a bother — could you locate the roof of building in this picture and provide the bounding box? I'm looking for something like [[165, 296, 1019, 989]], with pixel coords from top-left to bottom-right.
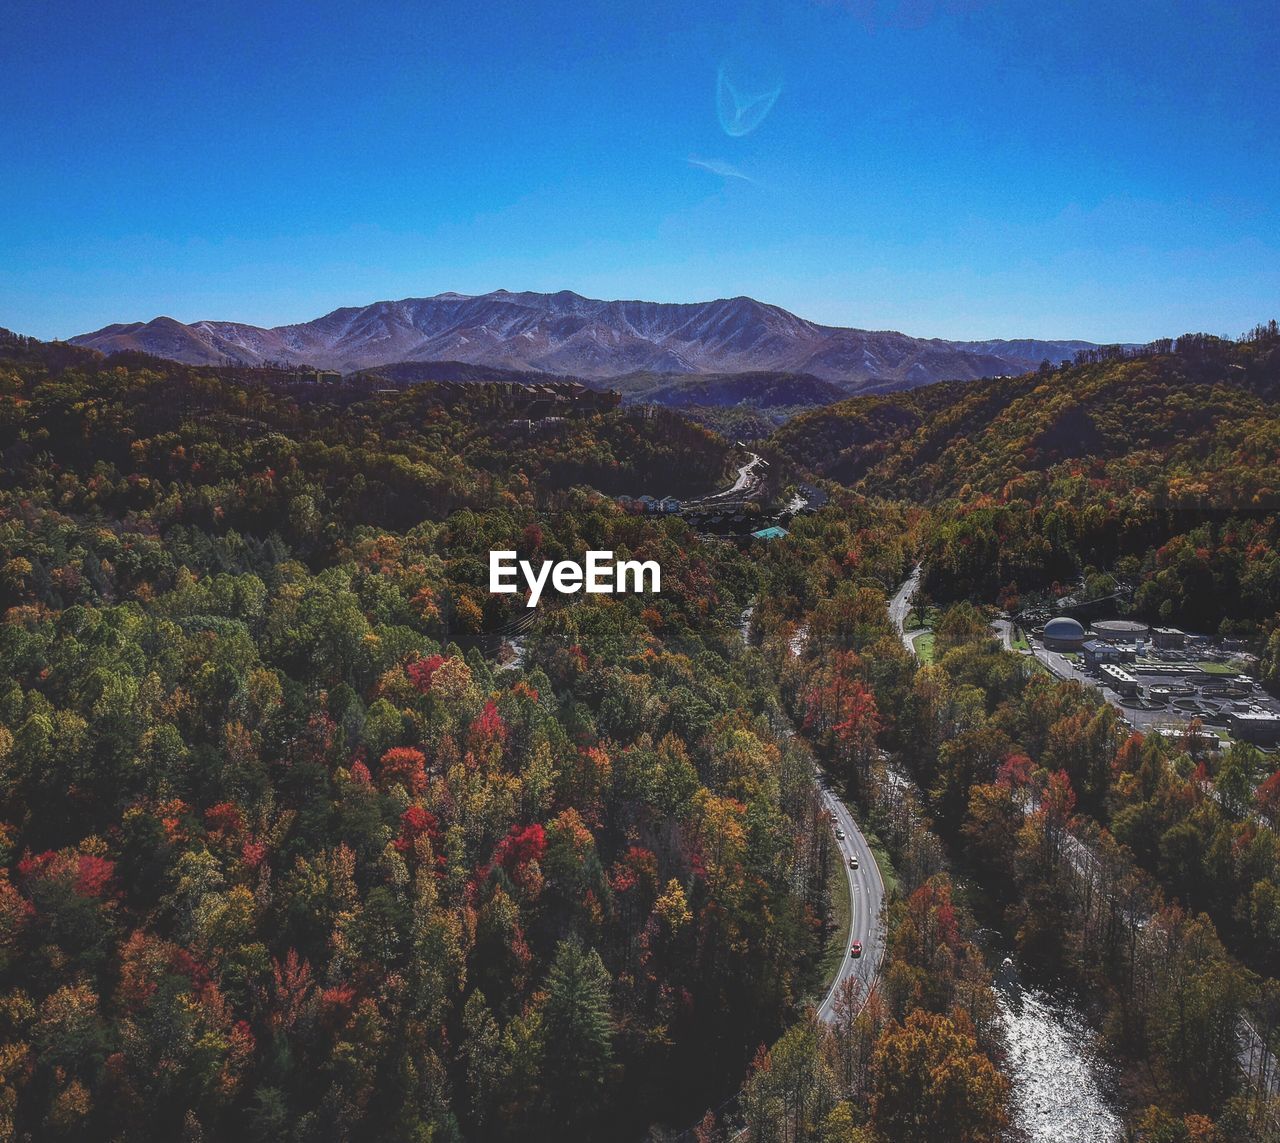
[[1092, 619, 1149, 634], [1154, 727, 1223, 744], [1082, 639, 1118, 652], [1044, 616, 1086, 639]]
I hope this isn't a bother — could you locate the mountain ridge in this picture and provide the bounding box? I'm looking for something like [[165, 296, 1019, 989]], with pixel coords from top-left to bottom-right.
[[68, 290, 1101, 391]]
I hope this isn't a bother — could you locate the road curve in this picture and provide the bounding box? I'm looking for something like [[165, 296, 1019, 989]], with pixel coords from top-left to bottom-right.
[[889, 564, 922, 651], [684, 451, 765, 509], [744, 598, 886, 1024]]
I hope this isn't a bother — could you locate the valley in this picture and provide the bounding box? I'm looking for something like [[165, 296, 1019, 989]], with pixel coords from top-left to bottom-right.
[[2, 322, 1280, 1143], [8, 1, 1277, 1138]]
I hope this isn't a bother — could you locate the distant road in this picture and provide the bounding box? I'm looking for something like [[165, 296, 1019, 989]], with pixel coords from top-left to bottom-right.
[[992, 617, 1016, 651], [726, 452, 764, 495], [889, 565, 922, 651], [683, 451, 765, 510]]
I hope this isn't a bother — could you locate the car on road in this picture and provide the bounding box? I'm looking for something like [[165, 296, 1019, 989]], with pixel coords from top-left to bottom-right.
[[848, 854, 859, 869], [849, 940, 862, 958], [834, 827, 845, 841]]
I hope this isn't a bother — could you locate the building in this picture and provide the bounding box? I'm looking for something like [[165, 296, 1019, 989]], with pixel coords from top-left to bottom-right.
[[1154, 726, 1223, 753], [657, 497, 681, 513], [1099, 663, 1139, 696], [1042, 616, 1086, 651], [1082, 639, 1121, 669], [1092, 618, 1150, 643], [1228, 710, 1280, 745], [289, 368, 343, 385], [636, 495, 657, 512], [1151, 626, 1186, 650]]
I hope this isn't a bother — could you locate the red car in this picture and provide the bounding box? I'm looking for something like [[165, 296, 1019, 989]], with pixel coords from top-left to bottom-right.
[[849, 940, 862, 958]]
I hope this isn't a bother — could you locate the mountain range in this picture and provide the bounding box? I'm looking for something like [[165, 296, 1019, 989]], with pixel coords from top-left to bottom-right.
[[69, 290, 1098, 391]]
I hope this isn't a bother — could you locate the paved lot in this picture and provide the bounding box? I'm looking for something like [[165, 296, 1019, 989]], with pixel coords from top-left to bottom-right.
[[1019, 631, 1280, 736]]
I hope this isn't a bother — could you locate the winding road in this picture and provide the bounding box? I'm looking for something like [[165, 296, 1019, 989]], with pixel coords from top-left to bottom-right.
[[889, 564, 922, 652], [746, 602, 886, 1023], [682, 451, 766, 510]]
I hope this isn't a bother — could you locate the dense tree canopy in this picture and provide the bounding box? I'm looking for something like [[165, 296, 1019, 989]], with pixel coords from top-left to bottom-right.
[[0, 341, 848, 1140], [6, 322, 1280, 1140], [773, 326, 1280, 662]]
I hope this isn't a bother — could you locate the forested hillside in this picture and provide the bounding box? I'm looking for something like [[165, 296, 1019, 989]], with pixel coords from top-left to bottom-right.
[[772, 324, 1280, 666], [0, 338, 872, 1140], [7, 324, 1280, 1141]]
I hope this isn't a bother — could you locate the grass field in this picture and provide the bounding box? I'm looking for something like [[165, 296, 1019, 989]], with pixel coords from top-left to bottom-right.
[[912, 630, 935, 663], [1198, 660, 1239, 676], [814, 848, 853, 999], [909, 605, 942, 630], [860, 821, 901, 898]]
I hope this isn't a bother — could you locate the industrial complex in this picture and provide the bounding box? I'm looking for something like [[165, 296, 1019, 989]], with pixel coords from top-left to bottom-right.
[[1025, 616, 1280, 747]]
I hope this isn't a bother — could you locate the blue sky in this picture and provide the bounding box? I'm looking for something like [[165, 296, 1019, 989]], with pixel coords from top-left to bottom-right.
[[2, 0, 1277, 342]]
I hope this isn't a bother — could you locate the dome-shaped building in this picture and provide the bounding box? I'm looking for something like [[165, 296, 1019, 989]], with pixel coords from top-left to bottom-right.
[[1043, 616, 1086, 650]]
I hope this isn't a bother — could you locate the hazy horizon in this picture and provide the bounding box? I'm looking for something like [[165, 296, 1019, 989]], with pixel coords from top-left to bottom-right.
[[63, 286, 1134, 348]]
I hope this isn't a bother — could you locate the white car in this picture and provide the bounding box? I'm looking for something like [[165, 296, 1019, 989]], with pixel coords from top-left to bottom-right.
[[834, 828, 845, 841]]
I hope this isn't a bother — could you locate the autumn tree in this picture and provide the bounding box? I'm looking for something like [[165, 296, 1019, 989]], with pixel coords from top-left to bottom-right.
[[869, 1010, 1008, 1143]]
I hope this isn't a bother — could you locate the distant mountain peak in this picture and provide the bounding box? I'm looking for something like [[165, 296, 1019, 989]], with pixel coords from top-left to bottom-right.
[[69, 289, 1098, 391]]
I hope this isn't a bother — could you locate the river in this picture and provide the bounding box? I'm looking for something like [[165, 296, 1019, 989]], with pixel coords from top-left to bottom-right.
[[982, 937, 1123, 1141]]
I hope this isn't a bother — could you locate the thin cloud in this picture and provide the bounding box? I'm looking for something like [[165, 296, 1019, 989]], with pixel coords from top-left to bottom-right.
[[716, 64, 782, 137], [688, 156, 755, 184]]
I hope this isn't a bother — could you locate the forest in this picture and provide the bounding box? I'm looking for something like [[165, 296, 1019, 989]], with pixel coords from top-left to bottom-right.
[[0, 335, 836, 1140], [4, 322, 1280, 1142], [772, 324, 1280, 673]]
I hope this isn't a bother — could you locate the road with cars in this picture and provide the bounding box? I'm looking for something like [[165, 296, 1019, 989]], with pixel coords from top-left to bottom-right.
[[815, 771, 885, 1022], [740, 595, 885, 1025]]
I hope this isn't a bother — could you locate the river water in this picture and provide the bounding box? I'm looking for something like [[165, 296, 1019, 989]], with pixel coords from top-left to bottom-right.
[[747, 596, 1123, 1140], [988, 949, 1123, 1141]]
